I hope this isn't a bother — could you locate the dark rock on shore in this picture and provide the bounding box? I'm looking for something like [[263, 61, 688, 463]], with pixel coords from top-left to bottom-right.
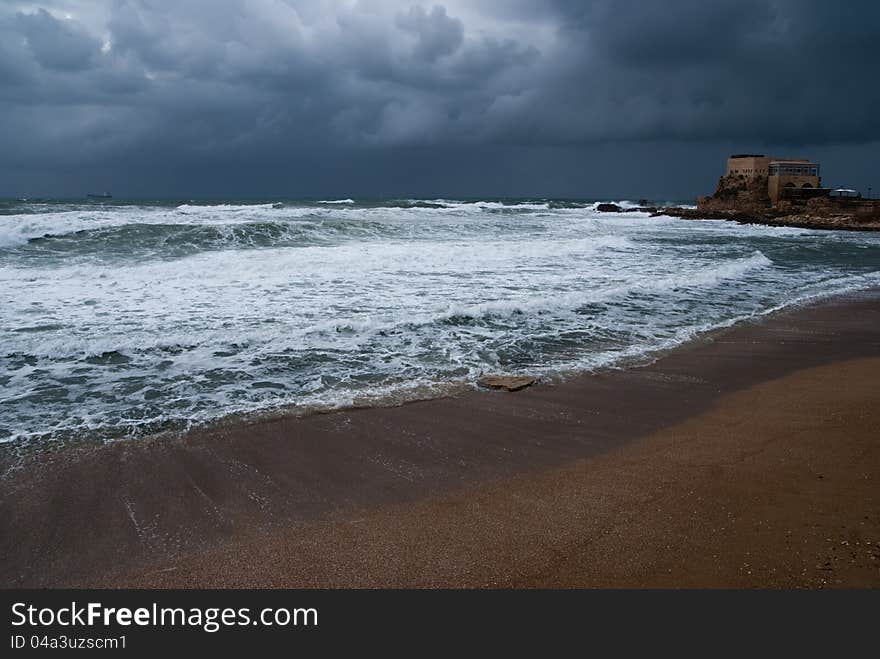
[[656, 207, 758, 223], [596, 203, 622, 212], [655, 205, 880, 232]]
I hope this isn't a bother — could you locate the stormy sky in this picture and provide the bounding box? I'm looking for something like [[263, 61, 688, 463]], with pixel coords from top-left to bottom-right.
[[1, 0, 878, 199]]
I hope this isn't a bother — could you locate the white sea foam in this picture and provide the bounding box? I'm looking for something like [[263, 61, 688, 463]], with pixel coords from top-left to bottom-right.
[[317, 199, 355, 204], [0, 204, 321, 247], [0, 211, 125, 247], [2, 198, 879, 444], [175, 203, 281, 212], [436, 200, 551, 212]]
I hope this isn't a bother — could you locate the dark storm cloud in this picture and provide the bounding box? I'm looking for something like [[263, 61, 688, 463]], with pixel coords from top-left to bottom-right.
[[15, 8, 100, 71], [395, 5, 463, 62], [495, 0, 880, 145], [0, 0, 877, 196]]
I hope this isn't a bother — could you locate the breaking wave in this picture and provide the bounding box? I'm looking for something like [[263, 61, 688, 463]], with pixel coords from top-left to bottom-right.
[[175, 202, 282, 212], [2, 197, 879, 444]]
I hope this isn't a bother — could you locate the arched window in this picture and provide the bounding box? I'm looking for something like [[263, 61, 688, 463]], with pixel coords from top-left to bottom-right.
[[802, 183, 813, 188]]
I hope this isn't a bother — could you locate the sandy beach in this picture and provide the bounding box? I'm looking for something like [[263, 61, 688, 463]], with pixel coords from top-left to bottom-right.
[[1, 292, 878, 588]]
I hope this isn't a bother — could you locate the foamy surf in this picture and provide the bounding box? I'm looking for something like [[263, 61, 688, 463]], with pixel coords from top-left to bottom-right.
[[1, 197, 879, 445], [176, 202, 282, 213]]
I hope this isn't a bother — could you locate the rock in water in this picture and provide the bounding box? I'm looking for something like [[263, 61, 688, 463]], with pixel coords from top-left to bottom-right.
[[478, 375, 539, 392], [596, 203, 622, 213]]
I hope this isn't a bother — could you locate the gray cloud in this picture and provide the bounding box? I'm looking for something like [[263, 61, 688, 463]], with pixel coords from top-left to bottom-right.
[[16, 8, 100, 71], [1, 0, 877, 197], [395, 5, 463, 61]]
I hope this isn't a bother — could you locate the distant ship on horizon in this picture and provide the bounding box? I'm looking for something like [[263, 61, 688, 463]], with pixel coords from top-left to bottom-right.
[[86, 192, 113, 199]]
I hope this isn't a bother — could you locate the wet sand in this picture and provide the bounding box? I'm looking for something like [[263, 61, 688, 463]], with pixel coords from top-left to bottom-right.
[[1, 292, 879, 588]]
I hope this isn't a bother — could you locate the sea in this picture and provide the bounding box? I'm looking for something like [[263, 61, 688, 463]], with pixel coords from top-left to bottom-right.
[[2, 197, 880, 446]]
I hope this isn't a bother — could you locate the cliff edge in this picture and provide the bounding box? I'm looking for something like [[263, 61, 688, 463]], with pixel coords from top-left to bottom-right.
[[697, 173, 771, 216], [682, 173, 880, 231]]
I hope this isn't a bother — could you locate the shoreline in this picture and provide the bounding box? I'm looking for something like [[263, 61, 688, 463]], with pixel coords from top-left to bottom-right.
[[595, 203, 880, 232], [661, 206, 880, 232], [3, 282, 873, 472], [115, 357, 880, 588], [1, 289, 879, 587]]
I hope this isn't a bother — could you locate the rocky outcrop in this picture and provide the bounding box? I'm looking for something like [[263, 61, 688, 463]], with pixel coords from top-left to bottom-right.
[[656, 207, 758, 223], [746, 212, 880, 231], [655, 205, 880, 232], [596, 203, 622, 212], [648, 172, 880, 231], [697, 173, 770, 216], [596, 175, 880, 231]]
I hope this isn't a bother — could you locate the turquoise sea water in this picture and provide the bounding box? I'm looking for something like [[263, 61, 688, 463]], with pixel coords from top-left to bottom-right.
[[2, 197, 880, 445]]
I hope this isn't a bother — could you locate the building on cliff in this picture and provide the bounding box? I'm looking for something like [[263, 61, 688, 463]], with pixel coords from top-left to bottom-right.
[[698, 154, 879, 224], [723, 154, 822, 205], [726, 154, 772, 178], [767, 160, 821, 204]]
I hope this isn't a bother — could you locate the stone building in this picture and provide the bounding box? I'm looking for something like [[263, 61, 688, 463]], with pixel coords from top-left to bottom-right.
[[724, 154, 821, 205], [767, 160, 821, 204], [726, 154, 772, 178]]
